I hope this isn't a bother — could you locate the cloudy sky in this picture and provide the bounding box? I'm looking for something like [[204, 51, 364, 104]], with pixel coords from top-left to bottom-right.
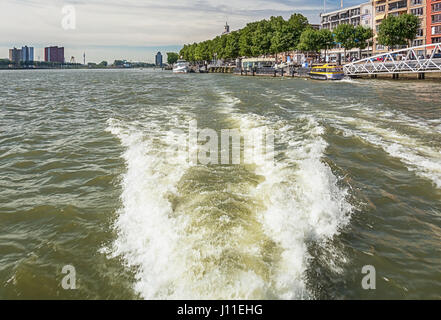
[[0, 0, 360, 63]]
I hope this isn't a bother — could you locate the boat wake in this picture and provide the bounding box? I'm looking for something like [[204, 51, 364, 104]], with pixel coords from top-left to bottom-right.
[[105, 92, 353, 299]]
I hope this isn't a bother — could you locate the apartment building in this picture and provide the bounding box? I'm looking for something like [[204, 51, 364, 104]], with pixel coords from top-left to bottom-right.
[[427, 0, 441, 47], [44, 46, 65, 63], [320, 2, 374, 61], [373, 0, 427, 55]]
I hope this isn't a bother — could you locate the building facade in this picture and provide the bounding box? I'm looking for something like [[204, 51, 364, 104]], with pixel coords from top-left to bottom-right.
[[427, 0, 441, 46], [372, 0, 427, 55], [155, 52, 163, 67], [9, 48, 22, 64], [21, 46, 34, 62], [320, 2, 374, 61], [44, 46, 65, 63]]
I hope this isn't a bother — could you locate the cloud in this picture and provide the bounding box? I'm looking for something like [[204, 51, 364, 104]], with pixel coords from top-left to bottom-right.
[[0, 0, 362, 62]]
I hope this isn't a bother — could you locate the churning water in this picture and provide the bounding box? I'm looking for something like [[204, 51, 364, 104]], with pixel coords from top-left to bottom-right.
[[0, 69, 440, 299]]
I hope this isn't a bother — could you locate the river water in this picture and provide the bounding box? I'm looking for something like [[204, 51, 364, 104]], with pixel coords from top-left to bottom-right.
[[0, 69, 440, 299]]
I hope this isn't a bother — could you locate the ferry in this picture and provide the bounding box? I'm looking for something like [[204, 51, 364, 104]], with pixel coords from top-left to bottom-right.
[[309, 64, 345, 80], [173, 60, 190, 74]]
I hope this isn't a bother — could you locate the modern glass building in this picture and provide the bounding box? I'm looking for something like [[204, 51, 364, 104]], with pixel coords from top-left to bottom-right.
[[155, 52, 163, 67]]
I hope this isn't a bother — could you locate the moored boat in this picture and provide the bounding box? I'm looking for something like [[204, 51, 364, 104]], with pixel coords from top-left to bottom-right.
[[309, 64, 345, 80], [173, 60, 189, 74]]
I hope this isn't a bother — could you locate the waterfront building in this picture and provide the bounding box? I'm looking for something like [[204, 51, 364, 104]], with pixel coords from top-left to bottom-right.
[[241, 57, 275, 71], [21, 46, 34, 63], [372, 0, 427, 55], [320, 2, 374, 61], [427, 0, 441, 48], [44, 46, 65, 63], [8, 47, 22, 64], [155, 52, 163, 67]]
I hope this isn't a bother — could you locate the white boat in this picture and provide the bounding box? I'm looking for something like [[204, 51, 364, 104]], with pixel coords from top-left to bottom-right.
[[173, 60, 189, 73]]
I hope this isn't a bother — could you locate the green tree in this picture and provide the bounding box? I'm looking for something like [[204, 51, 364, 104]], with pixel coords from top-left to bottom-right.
[[378, 14, 420, 48], [334, 23, 357, 62], [298, 28, 322, 53], [354, 25, 373, 59], [287, 13, 310, 49], [179, 12, 310, 61], [224, 31, 240, 59], [239, 23, 256, 57], [318, 28, 334, 61], [251, 19, 272, 56], [99, 61, 108, 67], [167, 52, 179, 65], [399, 14, 420, 46]]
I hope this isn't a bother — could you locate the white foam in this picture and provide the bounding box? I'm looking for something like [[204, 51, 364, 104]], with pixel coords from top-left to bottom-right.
[[232, 112, 353, 298], [106, 118, 192, 299], [330, 115, 441, 188]]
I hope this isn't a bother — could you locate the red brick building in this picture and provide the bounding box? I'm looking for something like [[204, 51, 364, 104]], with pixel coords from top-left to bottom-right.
[[427, 0, 441, 46], [44, 46, 65, 63]]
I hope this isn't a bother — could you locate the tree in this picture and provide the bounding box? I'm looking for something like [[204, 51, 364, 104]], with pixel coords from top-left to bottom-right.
[[378, 14, 420, 48], [334, 23, 357, 62], [251, 19, 272, 56], [99, 61, 108, 67], [179, 13, 310, 61], [113, 60, 124, 67], [399, 14, 420, 46], [297, 28, 322, 54], [354, 26, 373, 59], [318, 28, 334, 61], [239, 23, 256, 57], [167, 52, 179, 65], [224, 31, 240, 59], [287, 13, 310, 49]]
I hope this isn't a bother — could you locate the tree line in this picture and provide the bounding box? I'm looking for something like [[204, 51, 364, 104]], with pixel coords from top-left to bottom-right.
[[175, 12, 421, 64]]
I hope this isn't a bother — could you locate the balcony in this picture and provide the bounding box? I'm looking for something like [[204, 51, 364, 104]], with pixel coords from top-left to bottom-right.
[[389, 1, 407, 11]]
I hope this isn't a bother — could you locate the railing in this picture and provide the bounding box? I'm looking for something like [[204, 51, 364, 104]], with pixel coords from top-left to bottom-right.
[[343, 43, 441, 75]]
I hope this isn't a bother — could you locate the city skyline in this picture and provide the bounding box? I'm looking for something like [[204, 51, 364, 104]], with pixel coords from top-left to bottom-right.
[[0, 0, 362, 62]]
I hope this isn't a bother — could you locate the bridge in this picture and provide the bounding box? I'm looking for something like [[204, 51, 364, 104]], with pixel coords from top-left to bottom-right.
[[343, 43, 441, 77]]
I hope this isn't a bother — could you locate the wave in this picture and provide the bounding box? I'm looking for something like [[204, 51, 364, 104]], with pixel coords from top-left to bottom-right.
[[329, 115, 441, 188], [228, 106, 353, 298]]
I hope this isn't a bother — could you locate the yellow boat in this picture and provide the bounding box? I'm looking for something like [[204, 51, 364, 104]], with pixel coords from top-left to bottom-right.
[[309, 64, 345, 80]]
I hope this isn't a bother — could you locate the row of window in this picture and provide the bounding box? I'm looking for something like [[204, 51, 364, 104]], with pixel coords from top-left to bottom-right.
[[433, 13, 441, 23], [433, 3, 441, 13], [433, 25, 441, 35], [433, 37, 441, 44], [376, 5, 385, 12], [411, 7, 424, 16], [389, 1, 407, 11]]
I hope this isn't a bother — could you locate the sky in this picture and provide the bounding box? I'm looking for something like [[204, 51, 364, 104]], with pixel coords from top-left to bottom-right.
[[0, 0, 361, 63]]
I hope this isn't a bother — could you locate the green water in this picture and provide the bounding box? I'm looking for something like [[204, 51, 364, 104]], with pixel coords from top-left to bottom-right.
[[0, 69, 440, 299]]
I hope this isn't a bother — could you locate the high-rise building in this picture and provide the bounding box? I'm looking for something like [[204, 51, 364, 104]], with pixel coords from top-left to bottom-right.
[[155, 52, 163, 67], [44, 46, 65, 63], [426, 0, 441, 47], [21, 46, 34, 62], [8, 47, 22, 64], [372, 0, 427, 55], [320, 2, 374, 61]]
